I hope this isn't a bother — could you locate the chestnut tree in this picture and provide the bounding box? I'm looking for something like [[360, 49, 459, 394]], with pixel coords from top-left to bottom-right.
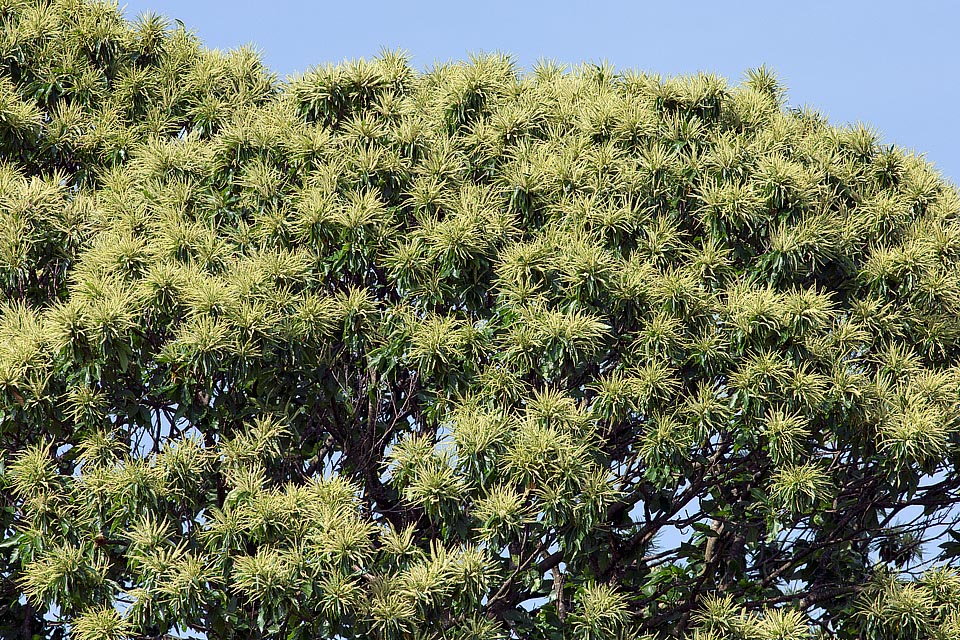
[[1, 2, 960, 639]]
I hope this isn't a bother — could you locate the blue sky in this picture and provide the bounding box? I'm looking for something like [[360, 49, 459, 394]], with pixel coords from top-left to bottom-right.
[[119, 0, 960, 183]]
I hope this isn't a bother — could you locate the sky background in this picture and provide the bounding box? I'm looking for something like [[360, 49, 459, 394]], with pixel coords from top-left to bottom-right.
[[116, 0, 959, 183]]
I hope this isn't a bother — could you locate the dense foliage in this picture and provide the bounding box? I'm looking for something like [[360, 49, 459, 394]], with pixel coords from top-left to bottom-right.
[[1, 1, 959, 638]]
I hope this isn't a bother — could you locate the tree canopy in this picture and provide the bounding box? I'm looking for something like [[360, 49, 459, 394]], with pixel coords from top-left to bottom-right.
[[1, 1, 959, 639]]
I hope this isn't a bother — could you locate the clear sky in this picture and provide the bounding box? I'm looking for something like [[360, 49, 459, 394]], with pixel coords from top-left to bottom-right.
[[118, 0, 960, 183]]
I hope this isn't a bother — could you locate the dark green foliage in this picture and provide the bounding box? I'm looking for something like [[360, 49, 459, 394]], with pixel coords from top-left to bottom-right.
[[0, 2, 959, 639]]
